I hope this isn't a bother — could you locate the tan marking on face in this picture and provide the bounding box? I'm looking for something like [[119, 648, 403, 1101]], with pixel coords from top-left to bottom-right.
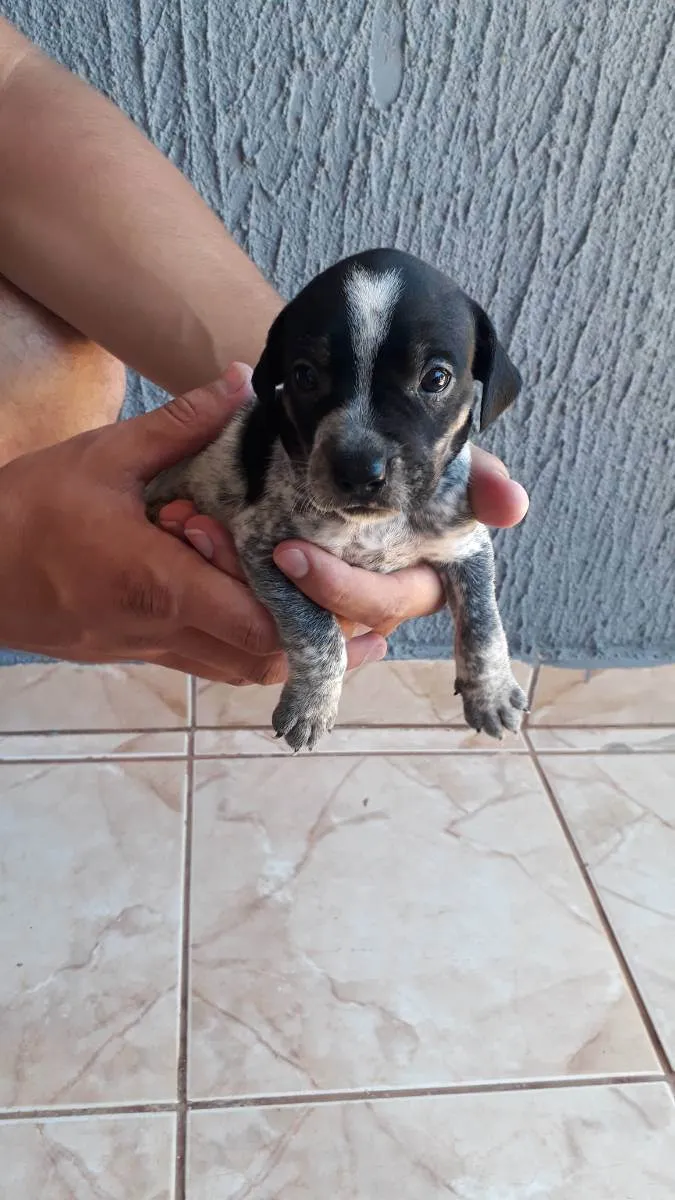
[[433, 401, 472, 466]]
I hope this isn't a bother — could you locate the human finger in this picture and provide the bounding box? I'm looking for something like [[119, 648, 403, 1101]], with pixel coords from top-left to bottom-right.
[[272, 542, 444, 635], [468, 446, 529, 528]]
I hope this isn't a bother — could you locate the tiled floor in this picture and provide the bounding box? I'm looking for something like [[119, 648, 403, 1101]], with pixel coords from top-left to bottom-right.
[[0, 661, 674, 1197]]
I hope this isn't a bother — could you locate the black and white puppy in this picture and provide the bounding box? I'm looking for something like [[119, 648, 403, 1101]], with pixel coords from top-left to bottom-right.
[[146, 248, 527, 750]]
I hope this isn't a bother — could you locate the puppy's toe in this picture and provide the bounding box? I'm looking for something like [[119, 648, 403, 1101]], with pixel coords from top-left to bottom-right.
[[498, 701, 523, 733], [480, 711, 505, 740], [510, 684, 529, 712], [283, 719, 314, 754], [463, 696, 501, 739]]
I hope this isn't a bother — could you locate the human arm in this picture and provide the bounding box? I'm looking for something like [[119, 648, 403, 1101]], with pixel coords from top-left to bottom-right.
[[0, 16, 281, 394]]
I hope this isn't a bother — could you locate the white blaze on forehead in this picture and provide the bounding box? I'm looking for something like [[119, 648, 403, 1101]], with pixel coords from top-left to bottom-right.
[[344, 266, 402, 401]]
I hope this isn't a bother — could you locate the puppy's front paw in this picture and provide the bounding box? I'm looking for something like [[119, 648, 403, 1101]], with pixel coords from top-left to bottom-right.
[[272, 681, 341, 752], [455, 672, 528, 739]]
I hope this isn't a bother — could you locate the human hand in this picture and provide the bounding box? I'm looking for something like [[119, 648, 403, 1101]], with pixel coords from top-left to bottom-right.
[[158, 364, 529, 643], [0, 370, 387, 682]]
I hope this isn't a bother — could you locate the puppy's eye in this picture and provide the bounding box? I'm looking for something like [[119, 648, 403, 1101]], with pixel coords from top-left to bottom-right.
[[420, 365, 452, 394], [292, 361, 319, 393]]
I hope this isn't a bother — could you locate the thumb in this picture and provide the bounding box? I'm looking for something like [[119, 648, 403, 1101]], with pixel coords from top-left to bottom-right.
[[112, 362, 254, 482]]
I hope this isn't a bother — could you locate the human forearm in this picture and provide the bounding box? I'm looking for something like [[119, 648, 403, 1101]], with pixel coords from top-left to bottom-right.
[[0, 19, 281, 393]]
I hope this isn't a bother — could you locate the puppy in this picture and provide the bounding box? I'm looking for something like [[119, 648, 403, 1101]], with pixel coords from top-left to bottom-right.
[[146, 248, 528, 750]]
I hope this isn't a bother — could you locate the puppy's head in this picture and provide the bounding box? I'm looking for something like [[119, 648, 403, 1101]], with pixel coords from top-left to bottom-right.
[[252, 249, 521, 520]]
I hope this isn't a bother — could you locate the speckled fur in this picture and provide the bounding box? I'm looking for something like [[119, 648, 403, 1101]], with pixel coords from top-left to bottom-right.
[[146, 249, 527, 749]]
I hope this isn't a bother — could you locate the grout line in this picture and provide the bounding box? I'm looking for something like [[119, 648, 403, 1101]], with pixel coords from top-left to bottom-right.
[[527, 724, 675, 732], [2, 722, 673, 740], [0, 754, 189, 765], [174, 687, 196, 1200], [7, 742, 674, 766], [3, 744, 667, 763], [524, 733, 674, 1077], [0, 1102, 177, 1123], [523, 749, 675, 757], [12, 744, 675, 765], [187, 1072, 664, 1111], [192, 749, 529, 761], [193, 722, 527, 733], [523, 664, 540, 728], [9, 745, 674, 765], [0, 1073, 664, 1124], [194, 722, 675, 733], [0, 725, 189, 738]]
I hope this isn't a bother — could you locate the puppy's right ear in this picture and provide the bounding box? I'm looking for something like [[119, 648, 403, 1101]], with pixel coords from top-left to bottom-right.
[[470, 301, 522, 431], [251, 309, 286, 405]]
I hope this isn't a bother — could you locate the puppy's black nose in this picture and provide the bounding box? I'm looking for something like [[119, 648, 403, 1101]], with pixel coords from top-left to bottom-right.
[[331, 448, 388, 494]]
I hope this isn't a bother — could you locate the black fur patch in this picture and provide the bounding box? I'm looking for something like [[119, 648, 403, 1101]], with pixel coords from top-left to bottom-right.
[[238, 403, 278, 505]]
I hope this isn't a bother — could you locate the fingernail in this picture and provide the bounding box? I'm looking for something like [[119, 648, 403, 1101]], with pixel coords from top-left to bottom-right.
[[161, 520, 183, 534], [223, 361, 251, 396], [274, 548, 309, 579], [491, 460, 511, 479], [474, 449, 511, 480], [366, 640, 388, 664], [511, 480, 530, 516], [185, 529, 214, 560]]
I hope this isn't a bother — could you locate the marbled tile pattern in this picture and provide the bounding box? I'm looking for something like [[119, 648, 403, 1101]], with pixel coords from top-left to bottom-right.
[[0, 760, 185, 1107], [188, 755, 655, 1098], [0, 660, 672, 1197], [0, 664, 188, 731], [541, 754, 675, 1063], [0, 1115, 174, 1199], [187, 1085, 675, 1199], [529, 665, 675, 726]]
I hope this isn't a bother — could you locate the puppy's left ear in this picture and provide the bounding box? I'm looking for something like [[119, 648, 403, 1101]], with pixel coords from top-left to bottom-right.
[[251, 308, 286, 405], [470, 301, 522, 431]]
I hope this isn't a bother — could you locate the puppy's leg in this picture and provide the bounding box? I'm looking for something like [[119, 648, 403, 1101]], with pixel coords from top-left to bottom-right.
[[240, 544, 347, 752], [439, 533, 527, 738], [144, 457, 199, 522]]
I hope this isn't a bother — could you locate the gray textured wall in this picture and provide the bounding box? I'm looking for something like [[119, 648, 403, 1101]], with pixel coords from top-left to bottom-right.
[[4, 0, 675, 666]]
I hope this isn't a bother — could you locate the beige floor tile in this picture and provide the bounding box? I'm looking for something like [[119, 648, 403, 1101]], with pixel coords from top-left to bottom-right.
[[196, 660, 533, 728], [188, 755, 656, 1100], [530, 728, 675, 753], [530, 666, 675, 726], [0, 664, 188, 733], [0, 761, 185, 1107], [0, 731, 188, 761], [541, 753, 675, 1063], [187, 1084, 675, 1199], [195, 727, 526, 756], [0, 1114, 174, 1199]]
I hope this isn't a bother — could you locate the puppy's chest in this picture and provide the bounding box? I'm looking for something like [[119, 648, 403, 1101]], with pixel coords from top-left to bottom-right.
[[288, 511, 477, 572]]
